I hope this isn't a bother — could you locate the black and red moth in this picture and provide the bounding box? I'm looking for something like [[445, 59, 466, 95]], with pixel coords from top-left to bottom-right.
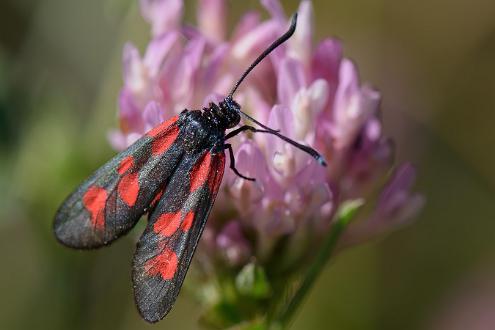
[[54, 13, 325, 323]]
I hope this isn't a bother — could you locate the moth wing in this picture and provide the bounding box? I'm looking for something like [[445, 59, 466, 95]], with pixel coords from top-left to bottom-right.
[[132, 149, 225, 323], [54, 116, 183, 248]]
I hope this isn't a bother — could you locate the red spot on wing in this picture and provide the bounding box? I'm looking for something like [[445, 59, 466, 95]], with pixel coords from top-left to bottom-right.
[[149, 189, 164, 210], [144, 248, 178, 280], [118, 172, 140, 207], [208, 153, 226, 195], [147, 115, 178, 138], [151, 125, 180, 156], [117, 156, 134, 175], [182, 211, 195, 232], [82, 186, 107, 230], [190, 152, 212, 192], [154, 211, 181, 237]]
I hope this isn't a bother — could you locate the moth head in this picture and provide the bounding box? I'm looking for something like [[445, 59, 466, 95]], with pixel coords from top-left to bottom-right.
[[218, 97, 241, 129]]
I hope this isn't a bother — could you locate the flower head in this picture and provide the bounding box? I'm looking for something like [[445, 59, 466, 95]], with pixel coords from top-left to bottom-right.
[[113, 0, 423, 326]]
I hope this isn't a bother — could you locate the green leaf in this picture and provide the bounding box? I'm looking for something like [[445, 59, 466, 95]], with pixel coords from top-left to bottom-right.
[[272, 199, 364, 327], [235, 263, 271, 299], [229, 319, 270, 330], [200, 300, 243, 329], [337, 199, 365, 226]]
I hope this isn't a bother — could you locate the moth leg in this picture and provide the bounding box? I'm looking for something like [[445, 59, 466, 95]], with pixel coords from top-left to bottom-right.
[[222, 143, 255, 181], [225, 125, 278, 140]]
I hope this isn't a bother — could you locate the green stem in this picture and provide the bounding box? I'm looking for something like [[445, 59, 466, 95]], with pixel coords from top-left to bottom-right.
[[272, 200, 364, 329]]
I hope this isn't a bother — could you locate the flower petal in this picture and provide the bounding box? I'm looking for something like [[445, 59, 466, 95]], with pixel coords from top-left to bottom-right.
[[277, 57, 306, 107], [231, 12, 261, 42], [118, 89, 145, 134], [291, 79, 328, 139], [312, 38, 343, 106], [266, 105, 298, 180], [288, 0, 314, 66], [332, 59, 380, 149], [139, 0, 183, 36], [143, 32, 179, 77], [108, 130, 128, 151], [261, 0, 286, 21], [232, 20, 281, 62], [201, 43, 230, 95], [226, 141, 281, 231], [216, 221, 251, 266], [122, 42, 143, 85], [142, 101, 165, 129], [171, 38, 206, 109], [198, 0, 226, 42], [342, 163, 424, 246]]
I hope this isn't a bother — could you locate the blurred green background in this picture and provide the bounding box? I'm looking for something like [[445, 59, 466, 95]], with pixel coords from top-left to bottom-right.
[[1, 0, 494, 329]]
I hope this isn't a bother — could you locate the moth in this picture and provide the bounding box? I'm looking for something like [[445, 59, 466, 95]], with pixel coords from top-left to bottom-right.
[[54, 13, 326, 323]]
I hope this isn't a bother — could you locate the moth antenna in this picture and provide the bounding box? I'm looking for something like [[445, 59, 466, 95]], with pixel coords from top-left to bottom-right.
[[228, 13, 298, 98], [239, 110, 278, 132], [225, 13, 327, 167]]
